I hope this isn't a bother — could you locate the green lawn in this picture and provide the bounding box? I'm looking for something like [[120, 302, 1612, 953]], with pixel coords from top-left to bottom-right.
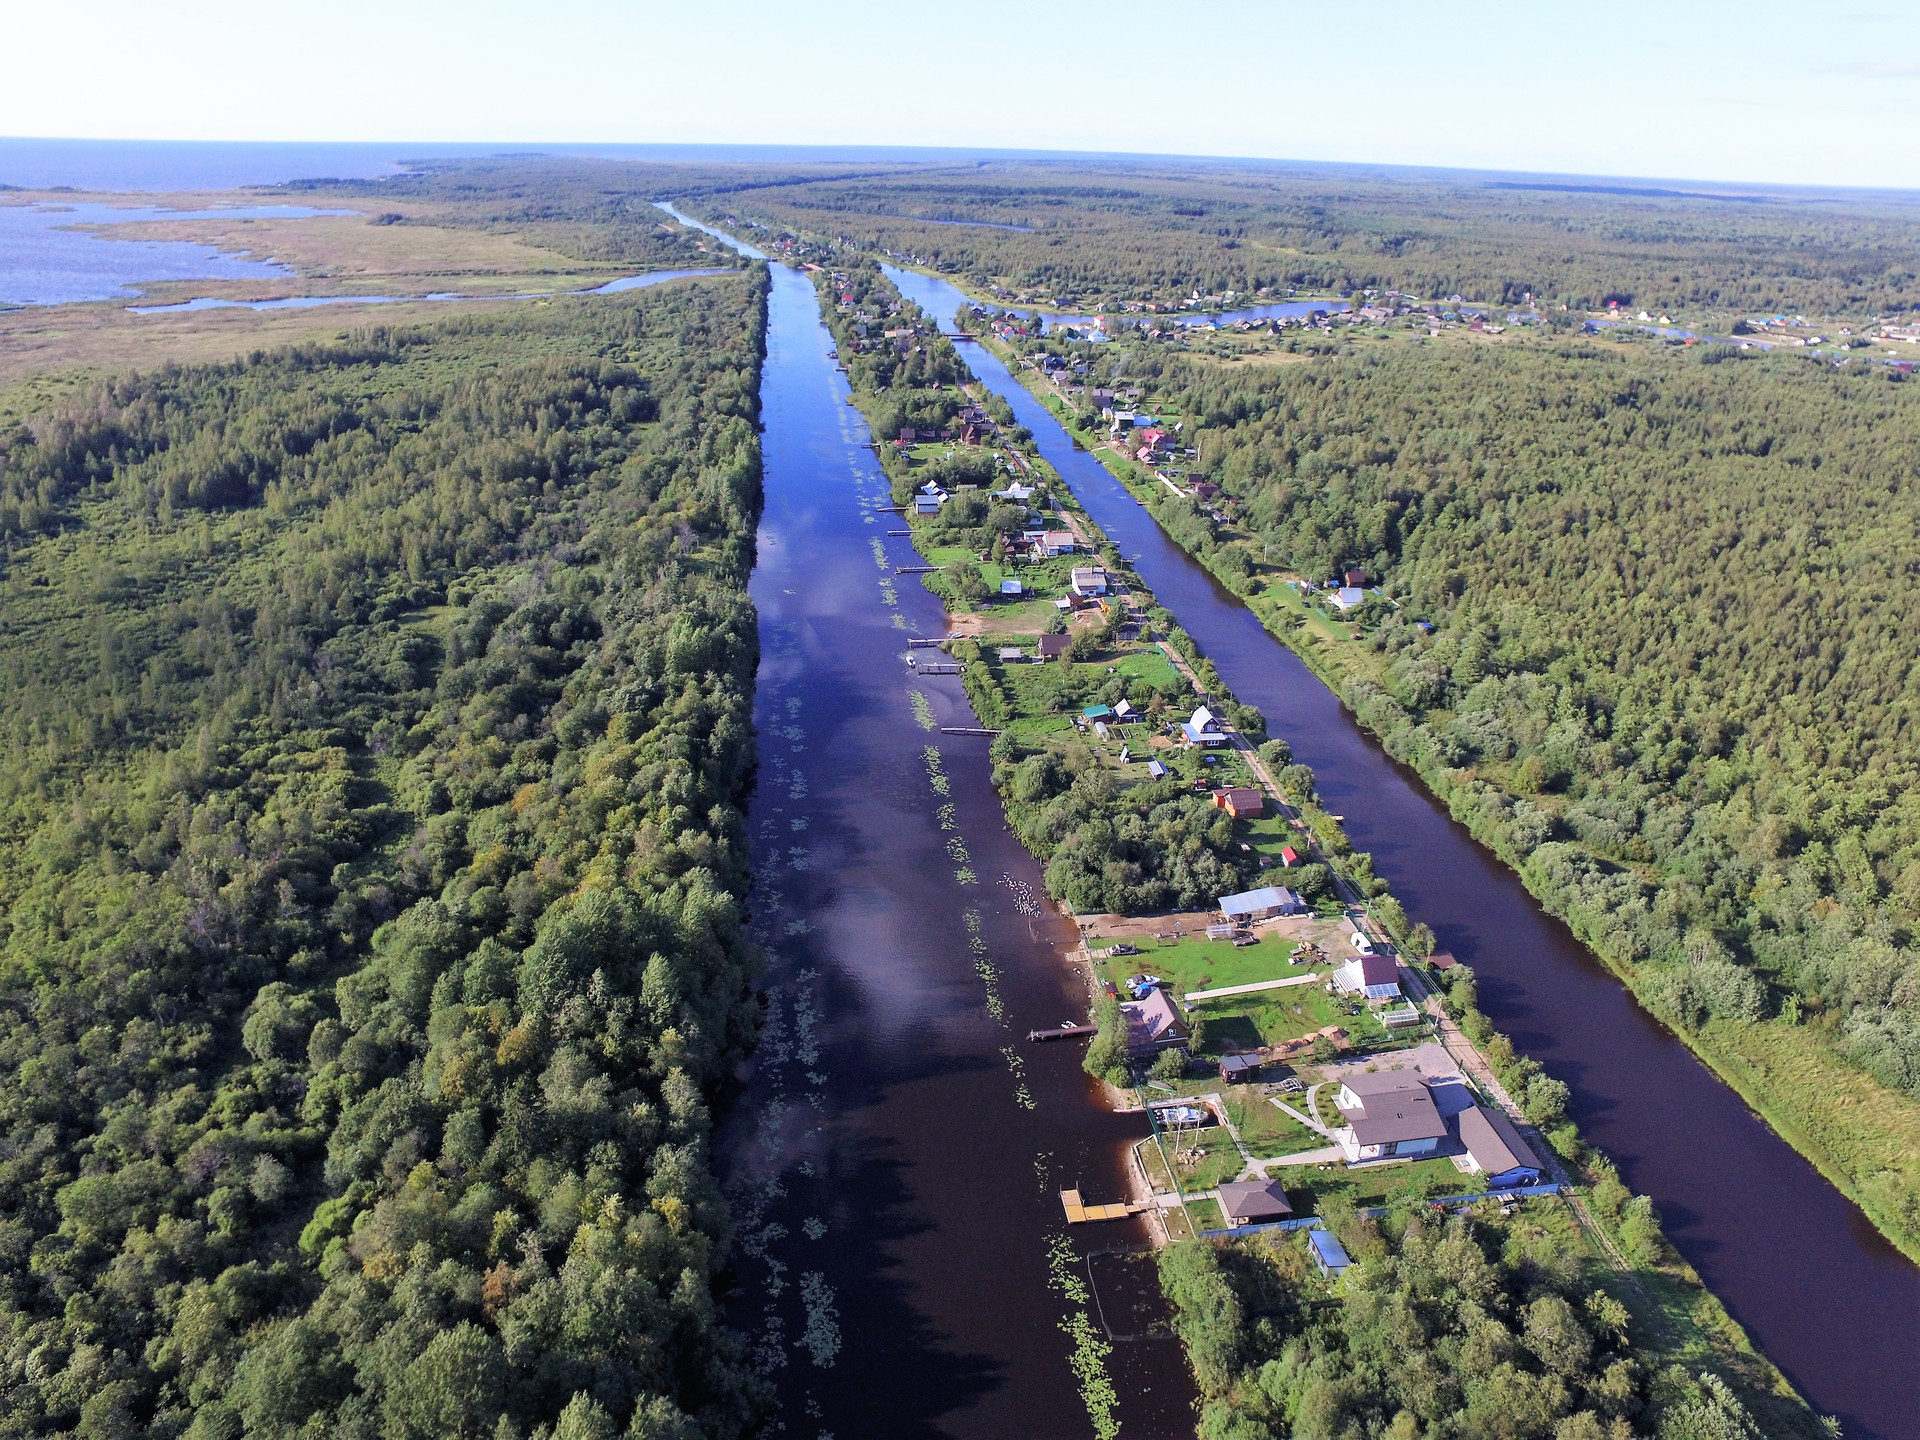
[[1223, 1090, 1325, 1158], [1270, 1154, 1466, 1210], [1168, 1128, 1246, 1192]]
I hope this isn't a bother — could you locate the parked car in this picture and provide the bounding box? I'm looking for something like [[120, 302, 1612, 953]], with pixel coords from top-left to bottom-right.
[[1111, 942, 1140, 956], [1349, 932, 1375, 954]]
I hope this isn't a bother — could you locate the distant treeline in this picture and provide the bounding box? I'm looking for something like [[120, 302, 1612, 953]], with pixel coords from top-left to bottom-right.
[[0, 274, 772, 1437], [691, 159, 1920, 317]]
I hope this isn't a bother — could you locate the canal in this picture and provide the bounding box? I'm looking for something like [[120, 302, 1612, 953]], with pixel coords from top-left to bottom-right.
[[880, 262, 1920, 1440], [691, 230, 1193, 1437]]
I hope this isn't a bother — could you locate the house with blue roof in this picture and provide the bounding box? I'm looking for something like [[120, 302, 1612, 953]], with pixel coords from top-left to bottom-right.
[[1309, 1228, 1351, 1277]]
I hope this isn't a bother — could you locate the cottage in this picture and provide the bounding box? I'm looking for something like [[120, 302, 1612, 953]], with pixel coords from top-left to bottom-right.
[[1344, 568, 1367, 586], [1218, 885, 1304, 922], [1309, 1228, 1352, 1277], [998, 647, 1026, 663], [1279, 845, 1300, 867], [1000, 579, 1025, 598], [1191, 480, 1220, 501], [1120, 988, 1183, 1055], [1332, 1070, 1447, 1161], [1180, 705, 1228, 747], [1039, 530, 1078, 556], [914, 494, 944, 516], [995, 481, 1036, 502], [1219, 1052, 1265, 1086], [1113, 699, 1135, 720], [1330, 586, 1367, 612], [1333, 953, 1403, 1003], [1217, 1177, 1292, 1226], [1037, 634, 1073, 660], [1070, 566, 1110, 597], [1211, 787, 1265, 818], [1458, 1106, 1542, 1188]]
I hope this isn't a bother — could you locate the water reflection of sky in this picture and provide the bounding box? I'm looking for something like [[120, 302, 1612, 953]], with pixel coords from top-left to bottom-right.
[[0, 202, 352, 306]]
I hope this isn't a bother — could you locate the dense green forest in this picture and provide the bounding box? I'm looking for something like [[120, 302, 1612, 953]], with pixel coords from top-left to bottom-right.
[[1157, 1205, 1790, 1440], [690, 160, 1920, 317], [0, 274, 770, 1437]]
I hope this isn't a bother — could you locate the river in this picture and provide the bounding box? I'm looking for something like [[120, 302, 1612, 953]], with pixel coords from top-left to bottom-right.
[[699, 234, 1194, 1437], [878, 262, 1920, 1440]]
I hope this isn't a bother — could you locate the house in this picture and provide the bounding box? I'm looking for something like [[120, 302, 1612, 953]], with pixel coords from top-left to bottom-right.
[[1330, 586, 1367, 611], [1218, 885, 1305, 922], [1219, 1053, 1265, 1085], [1191, 480, 1219, 501], [1458, 1106, 1542, 1188], [1113, 699, 1135, 720], [1037, 634, 1073, 659], [1147, 760, 1169, 779], [899, 427, 918, 444], [1000, 579, 1025, 599], [915, 494, 944, 516], [1039, 530, 1078, 556], [998, 647, 1026, 663], [1331, 1070, 1447, 1161], [1120, 988, 1183, 1055], [1217, 1178, 1292, 1226], [1308, 1228, 1352, 1277], [1180, 705, 1228, 747], [1082, 704, 1114, 721], [995, 481, 1035, 502], [1333, 953, 1403, 1003], [1279, 845, 1300, 867], [1211, 787, 1264, 818], [1070, 566, 1110, 597], [1344, 568, 1367, 586]]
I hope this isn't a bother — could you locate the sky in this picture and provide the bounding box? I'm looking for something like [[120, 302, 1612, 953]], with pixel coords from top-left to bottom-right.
[[8, 0, 1919, 190]]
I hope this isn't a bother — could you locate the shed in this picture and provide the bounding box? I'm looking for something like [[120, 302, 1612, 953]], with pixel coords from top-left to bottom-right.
[[1219, 886, 1304, 921], [998, 647, 1026, 663], [1037, 634, 1072, 659], [1279, 846, 1300, 867], [1113, 699, 1135, 719], [1082, 704, 1114, 721], [1217, 1178, 1291, 1226], [1308, 1228, 1351, 1277], [1000, 579, 1025, 598], [1219, 1052, 1264, 1085], [1147, 761, 1169, 779], [1458, 1105, 1543, 1188]]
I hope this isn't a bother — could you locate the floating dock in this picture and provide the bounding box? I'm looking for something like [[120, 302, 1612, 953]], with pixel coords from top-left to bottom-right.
[[1061, 1189, 1140, 1224], [912, 662, 962, 675]]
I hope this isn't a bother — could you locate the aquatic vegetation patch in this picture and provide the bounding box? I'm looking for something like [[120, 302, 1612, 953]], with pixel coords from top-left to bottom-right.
[[1047, 1234, 1120, 1440], [909, 689, 937, 730]]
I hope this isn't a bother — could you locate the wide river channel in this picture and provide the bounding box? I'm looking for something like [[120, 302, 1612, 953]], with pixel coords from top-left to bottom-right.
[[876, 261, 1920, 1440], [699, 231, 1194, 1438]]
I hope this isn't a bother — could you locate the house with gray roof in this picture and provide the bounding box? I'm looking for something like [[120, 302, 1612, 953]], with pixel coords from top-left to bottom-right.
[[1331, 1069, 1447, 1161], [1458, 1105, 1542, 1188]]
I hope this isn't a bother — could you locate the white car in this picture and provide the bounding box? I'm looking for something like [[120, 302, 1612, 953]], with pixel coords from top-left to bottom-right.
[[1349, 932, 1375, 954]]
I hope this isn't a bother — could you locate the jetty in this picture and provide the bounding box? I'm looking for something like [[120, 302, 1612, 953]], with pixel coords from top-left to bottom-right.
[[1060, 1189, 1142, 1224], [1028, 1021, 1098, 1042]]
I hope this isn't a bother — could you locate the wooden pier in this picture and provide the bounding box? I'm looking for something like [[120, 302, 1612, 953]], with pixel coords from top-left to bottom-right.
[[1028, 1022, 1098, 1042], [906, 638, 945, 648], [913, 662, 962, 675], [895, 565, 938, 574], [940, 726, 1001, 736], [1061, 1189, 1141, 1224]]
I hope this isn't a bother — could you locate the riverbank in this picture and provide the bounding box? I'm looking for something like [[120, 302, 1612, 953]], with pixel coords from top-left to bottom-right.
[[820, 260, 1825, 1437], [974, 316, 1920, 1273]]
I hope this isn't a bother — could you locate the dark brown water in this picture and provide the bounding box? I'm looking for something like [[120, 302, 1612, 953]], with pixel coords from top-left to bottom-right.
[[878, 262, 1920, 1440], [717, 259, 1194, 1439]]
